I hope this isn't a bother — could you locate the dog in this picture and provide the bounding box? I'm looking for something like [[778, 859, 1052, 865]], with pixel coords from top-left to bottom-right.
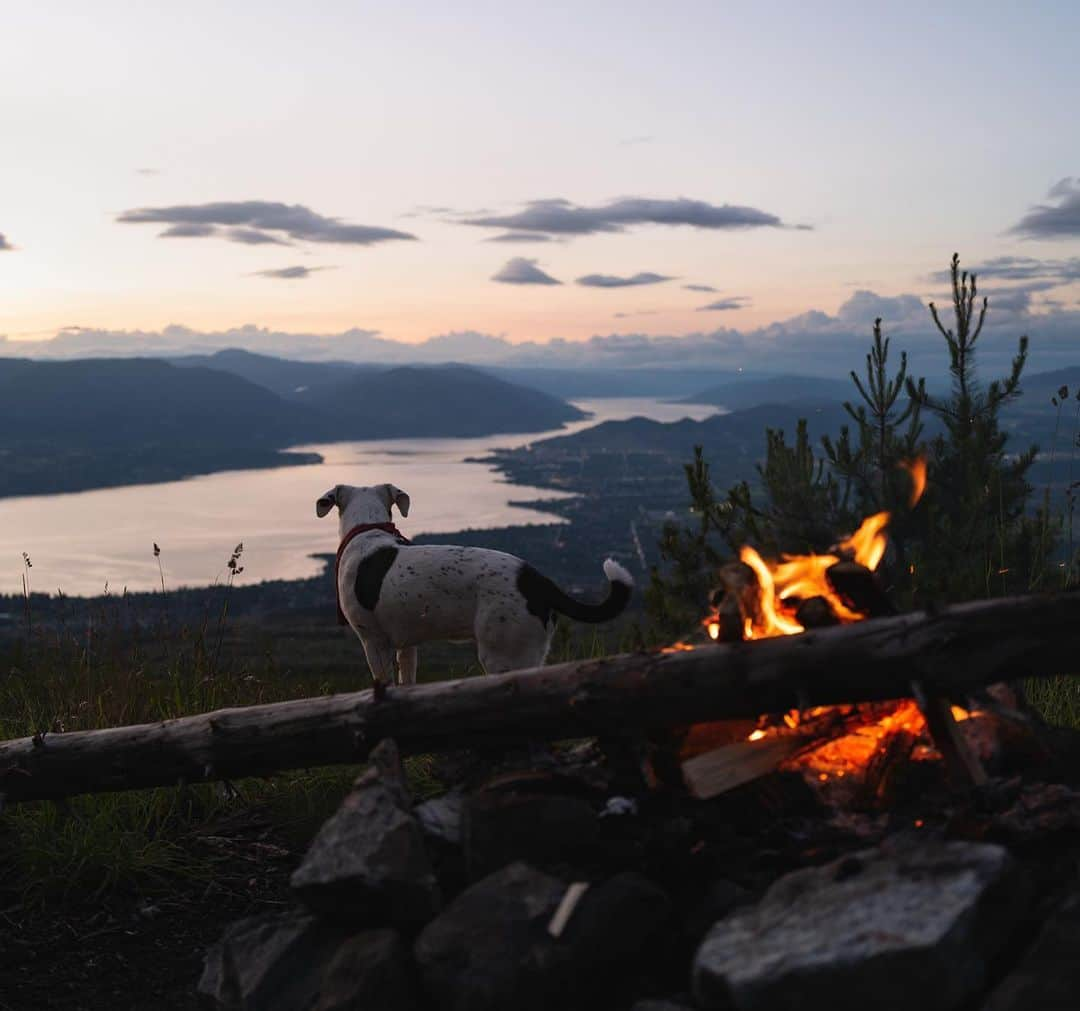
[[317, 482, 633, 685]]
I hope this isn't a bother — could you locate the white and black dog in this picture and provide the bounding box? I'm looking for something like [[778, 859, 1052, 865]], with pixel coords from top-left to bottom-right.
[[317, 482, 634, 685]]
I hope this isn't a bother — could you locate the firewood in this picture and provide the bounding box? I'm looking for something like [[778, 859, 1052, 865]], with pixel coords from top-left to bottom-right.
[[1, 591, 1079, 804]]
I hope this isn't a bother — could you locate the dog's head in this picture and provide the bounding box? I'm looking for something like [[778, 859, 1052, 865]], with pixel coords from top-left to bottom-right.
[[316, 483, 411, 530]]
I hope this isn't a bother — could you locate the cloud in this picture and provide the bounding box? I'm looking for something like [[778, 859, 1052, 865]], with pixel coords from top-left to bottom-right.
[[0, 232, 13, 251], [252, 265, 334, 280], [117, 200, 417, 246], [485, 232, 556, 243], [575, 271, 673, 288], [684, 283, 718, 293], [930, 255, 1080, 284], [1010, 178, 1080, 239], [491, 257, 562, 285], [618, 135, 654, 146], [9, 285, 1080, 377], [698, 297, 750, 311], [461, 196, 789, 236], [226, 227, 291, 245], [160, 223, 217, 238], [136, 167, 160, 176]]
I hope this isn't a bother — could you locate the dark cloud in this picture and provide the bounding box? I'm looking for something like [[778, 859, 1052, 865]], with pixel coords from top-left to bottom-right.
[[930, 255, 1080, 284], [1010, 178, 1080, 239], [485, 232, 556, 243], [118, 200, 416, 246], [160, 223, 217, 238], [575, 271, 673, 288], [491, 257, 562, 285], [226, 227, 290, 245], [684, 283, 718, 293], [252, 265, 334, 280], [698, 297, 750, 311], [462, 196, 788, 236], [0, 232, 13, 251]]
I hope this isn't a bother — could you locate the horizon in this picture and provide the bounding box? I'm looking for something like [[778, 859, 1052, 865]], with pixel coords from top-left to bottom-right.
[[3, 2, 1079, 367]]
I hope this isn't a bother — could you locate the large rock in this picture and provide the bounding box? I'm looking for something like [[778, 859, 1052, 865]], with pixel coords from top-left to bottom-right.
[[198, 910, 332, 1010], [692, 838, 1018, 1011], [315, 928, 417, 1011], [291, 739, 440, 926], [981, 877, 1080, 1011], [414, 862, 669, 1011], [199, 911, 415, 1010], [463, 772, 600, 879], [414, 862, 568, 1011]]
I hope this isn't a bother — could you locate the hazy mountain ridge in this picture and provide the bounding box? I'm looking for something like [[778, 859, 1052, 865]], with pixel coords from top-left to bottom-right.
[[0, 357, 586, 498]]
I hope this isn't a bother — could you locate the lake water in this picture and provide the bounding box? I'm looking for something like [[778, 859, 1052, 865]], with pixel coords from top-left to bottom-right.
[[0, 398, 718, 597]]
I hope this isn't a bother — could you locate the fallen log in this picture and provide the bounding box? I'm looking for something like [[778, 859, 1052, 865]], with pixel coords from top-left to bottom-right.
[[2, 591, 1079, 804]]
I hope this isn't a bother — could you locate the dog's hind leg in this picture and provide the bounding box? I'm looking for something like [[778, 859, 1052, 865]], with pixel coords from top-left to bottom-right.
[[360, 633, 396, 689], [396, 646, 417, 686]]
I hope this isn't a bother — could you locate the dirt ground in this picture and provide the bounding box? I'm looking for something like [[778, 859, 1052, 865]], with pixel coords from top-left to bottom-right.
[[0, 812, 300, 1011]]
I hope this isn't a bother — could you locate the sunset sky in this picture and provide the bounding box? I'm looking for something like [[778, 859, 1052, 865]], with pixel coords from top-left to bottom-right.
[[3, 1, 1079, 353]]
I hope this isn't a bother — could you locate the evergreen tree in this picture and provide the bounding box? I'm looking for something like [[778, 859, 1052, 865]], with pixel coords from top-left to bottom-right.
[[904, 253, 1041, 598]]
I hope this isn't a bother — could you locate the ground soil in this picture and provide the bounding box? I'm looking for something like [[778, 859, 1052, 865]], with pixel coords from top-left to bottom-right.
[[0, 811, 301, 1011]]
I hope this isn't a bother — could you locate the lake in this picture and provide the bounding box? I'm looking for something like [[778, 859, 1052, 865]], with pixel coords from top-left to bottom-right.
[[0, 398, 718, 597]]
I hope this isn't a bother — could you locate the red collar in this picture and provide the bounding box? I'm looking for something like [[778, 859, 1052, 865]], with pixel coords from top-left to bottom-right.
[[335, 523, 411, 624]]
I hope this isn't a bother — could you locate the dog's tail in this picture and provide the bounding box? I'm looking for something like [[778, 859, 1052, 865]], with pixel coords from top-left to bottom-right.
[[518, 558, 634, 624]]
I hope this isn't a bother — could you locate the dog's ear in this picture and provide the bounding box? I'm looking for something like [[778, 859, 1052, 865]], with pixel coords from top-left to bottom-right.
[[382, 483, 410, 518], [315, 486, 339, 518]]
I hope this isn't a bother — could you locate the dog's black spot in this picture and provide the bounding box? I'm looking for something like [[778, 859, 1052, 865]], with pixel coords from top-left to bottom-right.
[[354, 547, 398, 611]]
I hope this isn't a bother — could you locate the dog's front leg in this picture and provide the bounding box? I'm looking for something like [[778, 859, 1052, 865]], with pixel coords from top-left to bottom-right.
[[396, 646, 417, 686], [360, 633, 396, 690]]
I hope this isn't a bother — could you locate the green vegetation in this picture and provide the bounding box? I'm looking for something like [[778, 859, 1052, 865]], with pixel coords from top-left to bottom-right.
[[648, 253, 1079, 721], [0, 565, 633, 912]]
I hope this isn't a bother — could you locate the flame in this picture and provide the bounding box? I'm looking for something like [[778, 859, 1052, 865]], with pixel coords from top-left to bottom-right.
[[899, 457, 927, 508], [737, 511, 891, 639]]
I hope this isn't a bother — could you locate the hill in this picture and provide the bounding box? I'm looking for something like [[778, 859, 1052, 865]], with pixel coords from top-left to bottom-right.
[[302, 364, 588, 437], [681, 374, 856, 410], [170, 348, 379, 399], [0, 357, 325, 447]]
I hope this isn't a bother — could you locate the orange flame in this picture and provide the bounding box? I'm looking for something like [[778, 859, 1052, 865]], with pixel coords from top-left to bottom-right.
[[899, 457, 927, 508], [738, 511, 891, 639]]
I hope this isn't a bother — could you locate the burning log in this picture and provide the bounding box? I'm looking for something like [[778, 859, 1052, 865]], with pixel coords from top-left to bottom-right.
[[2, 591, 1079, 804]]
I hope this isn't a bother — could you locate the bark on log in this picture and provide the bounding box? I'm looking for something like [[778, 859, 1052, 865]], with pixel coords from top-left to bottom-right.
[[2, 591, 1079, 804]]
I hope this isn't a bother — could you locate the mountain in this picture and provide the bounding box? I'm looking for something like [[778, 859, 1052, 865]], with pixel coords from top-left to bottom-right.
[[303, 364, 588, 437], [170, 348, 380, 399], [0, 357, 324, 447], [681, 374, 856, 410], [487, 367, 742, 400], [534, 402, 850, 456]]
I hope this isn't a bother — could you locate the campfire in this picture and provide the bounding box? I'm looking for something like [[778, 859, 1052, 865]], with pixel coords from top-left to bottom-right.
[[669, 457, 994, 802]]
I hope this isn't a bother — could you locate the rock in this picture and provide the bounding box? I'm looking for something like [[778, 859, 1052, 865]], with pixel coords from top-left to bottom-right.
[[692, 838, 1018, 1011], [199, 912, 415, 1011], [414, 861, 569, 1011], [291, 739, 441, 926], [315, 928, 416, 1011], [415, 862, 670, 1011], [415, 791, 465, 846], [463, 776, 599, 878], [982, 877, 1080, 1011], [198, 910, 338, 1010]]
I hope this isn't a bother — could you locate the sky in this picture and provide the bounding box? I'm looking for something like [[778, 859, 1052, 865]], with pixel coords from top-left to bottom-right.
[[2, 1, 1079, 370]]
